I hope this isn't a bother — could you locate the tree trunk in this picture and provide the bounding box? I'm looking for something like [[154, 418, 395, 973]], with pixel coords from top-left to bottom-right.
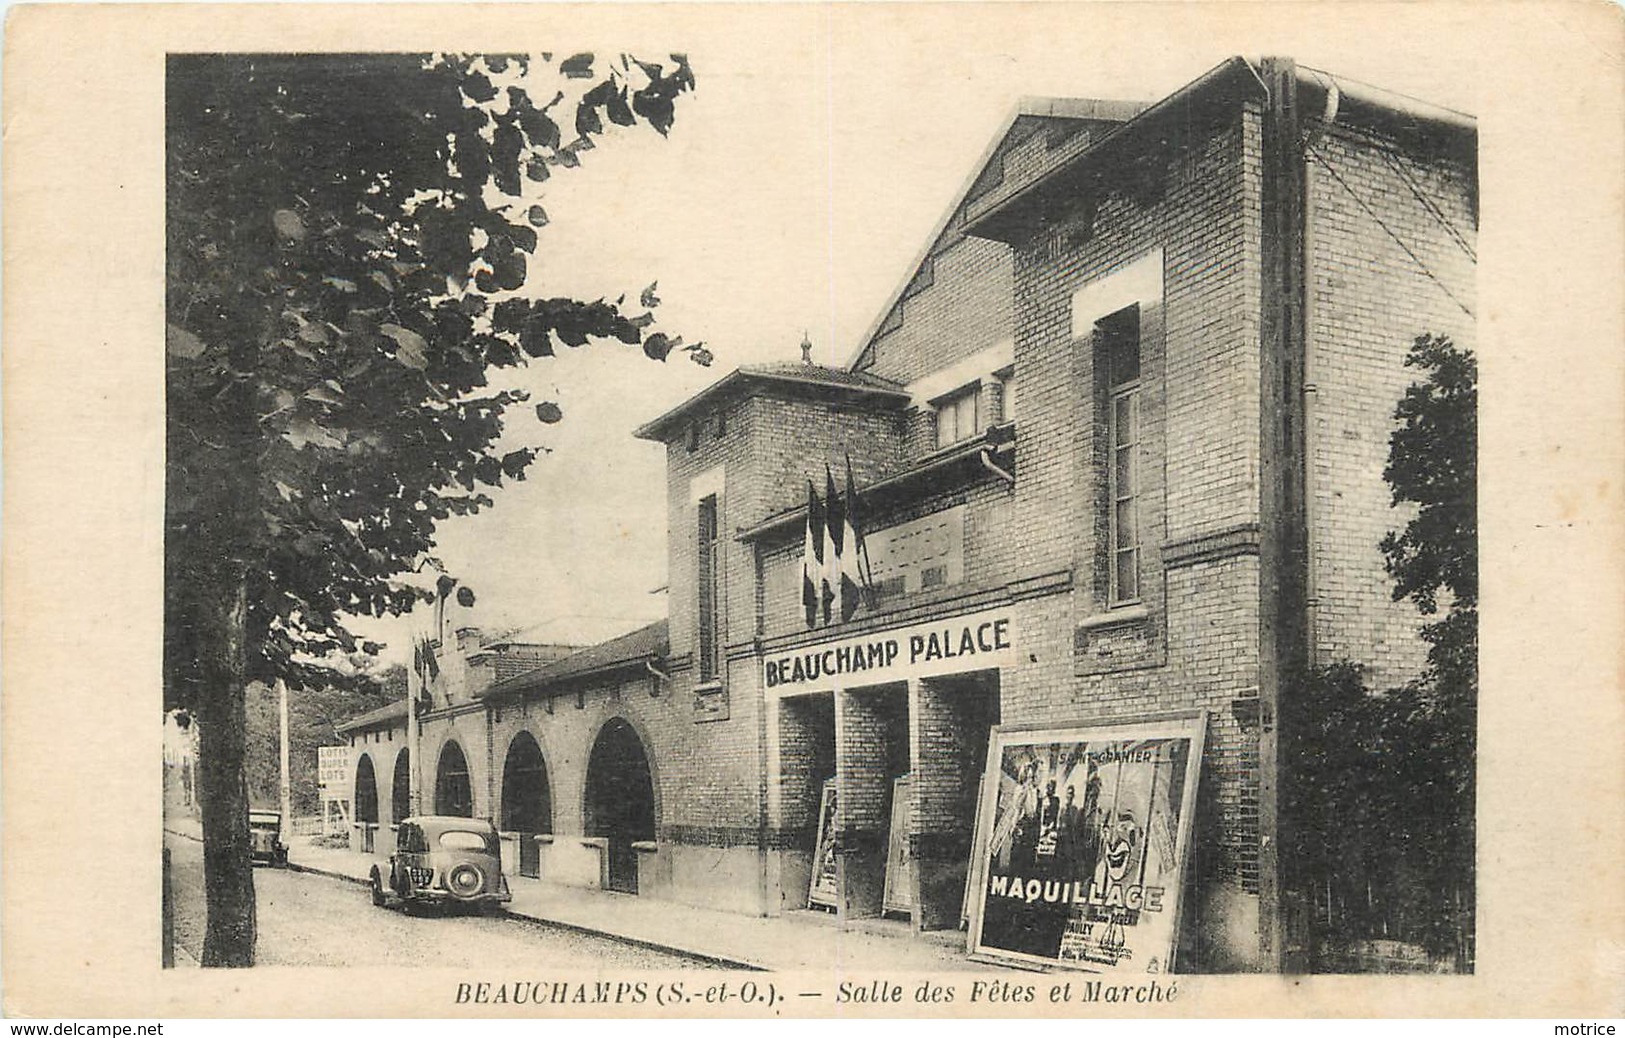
[[195, 575, 256, 967]]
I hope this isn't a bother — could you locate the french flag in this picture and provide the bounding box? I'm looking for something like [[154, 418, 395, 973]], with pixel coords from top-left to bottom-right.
[[802, 479, 824, 629]]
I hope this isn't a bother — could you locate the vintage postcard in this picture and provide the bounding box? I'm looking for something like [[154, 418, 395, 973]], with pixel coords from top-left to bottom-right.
[[3, 1, 1621, 1021]]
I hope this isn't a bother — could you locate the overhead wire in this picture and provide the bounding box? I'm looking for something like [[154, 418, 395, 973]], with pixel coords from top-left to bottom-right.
[[1376, 148, 1477, 263], [1305, 142, 1475, 320]]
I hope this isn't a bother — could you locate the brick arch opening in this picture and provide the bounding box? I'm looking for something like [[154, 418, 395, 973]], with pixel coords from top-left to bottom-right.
[[501, 731, 553, 878], [391, 748, 411, 823], [354, 753, 379, 824], [433, 740, 473, 817], [584, 717, 656, 894]]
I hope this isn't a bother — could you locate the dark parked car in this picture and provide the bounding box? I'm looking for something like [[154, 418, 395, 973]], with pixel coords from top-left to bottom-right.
[[248, 810, 288, 866], [370, 816, 511, 912]]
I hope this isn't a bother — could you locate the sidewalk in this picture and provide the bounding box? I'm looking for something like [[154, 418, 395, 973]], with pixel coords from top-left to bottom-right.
[[287, 837, 982, 972]]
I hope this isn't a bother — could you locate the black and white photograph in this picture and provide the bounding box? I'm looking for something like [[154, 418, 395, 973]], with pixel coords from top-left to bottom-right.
[[4, 1, 1622, 1023]]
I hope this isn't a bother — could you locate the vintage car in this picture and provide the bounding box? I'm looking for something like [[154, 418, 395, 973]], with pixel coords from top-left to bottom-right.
[[248, 809, 288, 866], [370, 816, 511, 912]]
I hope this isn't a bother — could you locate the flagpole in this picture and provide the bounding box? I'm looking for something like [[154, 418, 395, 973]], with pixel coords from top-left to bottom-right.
[[844, 453, 878, 601]]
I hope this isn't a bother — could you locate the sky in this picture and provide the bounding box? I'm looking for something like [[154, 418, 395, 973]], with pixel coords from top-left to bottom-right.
[[344, 6, 1484, 666]]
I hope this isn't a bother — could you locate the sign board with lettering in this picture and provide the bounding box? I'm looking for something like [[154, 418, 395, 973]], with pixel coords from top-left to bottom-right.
[[317, 745, 351, 798], [967, 713, 1206, 973], [764, 607, 1016, 694]]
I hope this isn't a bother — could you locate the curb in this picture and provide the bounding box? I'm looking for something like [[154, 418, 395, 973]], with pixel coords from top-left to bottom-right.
[[287, 860, 368, 886], [500, 908, 766, 973], [287, 859, 764, 971]]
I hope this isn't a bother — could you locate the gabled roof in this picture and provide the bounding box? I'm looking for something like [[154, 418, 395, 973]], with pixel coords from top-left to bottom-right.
[[632, 364, 908, 442], [843, 95, 1150, 371], [477, 619, 670, 700], [969, 57, 1476, 244], [337, 699, 407, 735]]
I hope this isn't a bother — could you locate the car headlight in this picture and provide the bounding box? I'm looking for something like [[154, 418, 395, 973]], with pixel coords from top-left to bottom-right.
[[446, 863, 484, 898]]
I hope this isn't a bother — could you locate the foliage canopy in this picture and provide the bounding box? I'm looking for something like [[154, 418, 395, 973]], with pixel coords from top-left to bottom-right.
[[165, 51, 699, 966], [166, 53, 703, 706]]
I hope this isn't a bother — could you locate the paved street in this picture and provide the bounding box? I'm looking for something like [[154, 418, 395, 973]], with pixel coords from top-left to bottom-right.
[[165, 833, 716, 968]]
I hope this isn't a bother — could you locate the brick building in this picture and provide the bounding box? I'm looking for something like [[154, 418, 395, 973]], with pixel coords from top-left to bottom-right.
[[338, 56, 1475, 971]]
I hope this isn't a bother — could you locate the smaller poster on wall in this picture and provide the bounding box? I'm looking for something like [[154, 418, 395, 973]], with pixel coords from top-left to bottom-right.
[[882, 775, 914, 915], [808, 778, 840, 909], [967, 713, 1206, 973]]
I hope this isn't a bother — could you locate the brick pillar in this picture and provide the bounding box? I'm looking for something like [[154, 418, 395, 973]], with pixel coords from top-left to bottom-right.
[[775, 693, 836, 912], [909, 673, 999, 931], [777, 694, 835, 836], [836, 686, 903, 920]]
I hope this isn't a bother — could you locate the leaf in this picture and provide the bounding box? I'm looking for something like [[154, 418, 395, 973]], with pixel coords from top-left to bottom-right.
[[642, 332, 674, 362], [640, 281, 660, 308], [500, 448, 534, 478], [272, 209, 306, 241], [527, 204, 550, 228], [519, 317, 554, 357], [576, 102, 603, 138], [455, 586, 476, 608], [282, 415, 343, 451], [323, 276, 358, 293], [461, 72, 498, 104], [606, 88, 636, 127], [491, 250, 527, 292], [560, 53, 595, 79], [166, 324, 206, 359], [304, 383, 343, 405], [535, 401, 563, 424], [526, 157, 550, 183], [508, 223, 539, 253], [380, 323, 429, 370], [492, 298, 531, 334]]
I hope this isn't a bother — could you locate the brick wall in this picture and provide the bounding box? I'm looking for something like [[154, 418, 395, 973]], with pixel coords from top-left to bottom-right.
[[863, 235, 1014, 387], [835, 685, 907, 834], [1306, 124, 1476, 688], [775, 692, 836, 842], [481, 662, 766, 846], [1000, 106, 1267, 896]]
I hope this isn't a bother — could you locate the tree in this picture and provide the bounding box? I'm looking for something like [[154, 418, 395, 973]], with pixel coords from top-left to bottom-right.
[[1379, 333, 1477, 956], [165, 52, 700, 965], [1286, 334, 1477, 967]]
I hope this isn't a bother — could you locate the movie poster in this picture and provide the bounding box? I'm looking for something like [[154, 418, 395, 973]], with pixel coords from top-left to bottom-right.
[[968, 714, 1206, 972], [808, 778, 840, 909]]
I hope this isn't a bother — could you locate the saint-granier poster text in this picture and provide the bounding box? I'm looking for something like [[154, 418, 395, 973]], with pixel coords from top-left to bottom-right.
[[968, 714, 1206, 972]]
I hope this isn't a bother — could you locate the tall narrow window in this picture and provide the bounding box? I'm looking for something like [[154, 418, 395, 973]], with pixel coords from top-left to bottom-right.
[[697, 495, 720, 681], [1100, 308, 1141, 605]]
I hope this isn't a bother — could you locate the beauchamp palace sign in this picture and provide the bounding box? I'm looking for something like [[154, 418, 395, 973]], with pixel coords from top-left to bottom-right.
[[763, 607, 1018, 693]]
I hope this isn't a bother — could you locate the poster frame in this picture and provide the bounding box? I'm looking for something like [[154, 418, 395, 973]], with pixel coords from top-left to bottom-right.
[[807, 777, 840, 910], [965, 710, 1208, 973], [882, 773, 914, 916]]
